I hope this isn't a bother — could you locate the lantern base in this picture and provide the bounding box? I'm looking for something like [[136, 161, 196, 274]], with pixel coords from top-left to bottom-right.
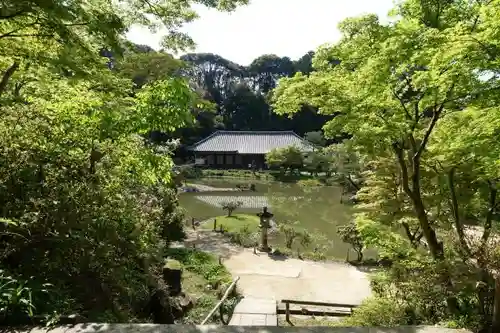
[[258, 245, 271, 253]]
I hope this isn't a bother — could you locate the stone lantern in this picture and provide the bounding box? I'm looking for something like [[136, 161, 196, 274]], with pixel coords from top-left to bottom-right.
[[257, 206, 273, 252]]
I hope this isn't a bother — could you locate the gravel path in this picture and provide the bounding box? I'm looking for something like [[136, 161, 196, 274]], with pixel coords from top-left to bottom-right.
[[195, 195, 271, 208], [224, 249, 372, 305], [178, 228, 372, 305]]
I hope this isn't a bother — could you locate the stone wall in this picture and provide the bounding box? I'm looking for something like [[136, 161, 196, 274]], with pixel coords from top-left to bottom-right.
[[1, 323, 472, 333]]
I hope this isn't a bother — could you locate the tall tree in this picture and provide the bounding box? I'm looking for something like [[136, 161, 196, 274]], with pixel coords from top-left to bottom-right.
[[248, 54, 296, 93], [0, 0, 249, 324], [273, 0, 500, 330]]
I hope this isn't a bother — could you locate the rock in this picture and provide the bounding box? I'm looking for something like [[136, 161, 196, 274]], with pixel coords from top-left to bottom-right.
[[163, 260, 183, 296], [150, 288, 175, 324], [170, 292, 194, 319]]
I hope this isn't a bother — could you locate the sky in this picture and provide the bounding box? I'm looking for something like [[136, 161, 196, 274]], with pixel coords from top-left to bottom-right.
[[126, 0, 396, 66]]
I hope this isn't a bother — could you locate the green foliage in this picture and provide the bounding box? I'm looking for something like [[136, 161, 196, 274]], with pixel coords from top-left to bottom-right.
[[299, 230, 312, 250], [0, 0, 250, 62], [296, 179, 323, 188], [220, 200, 243, 217], [199, 169, 274, 180], [165, 248, 236, 324], [278, 221, 301, 249], [265, 146, 305, 173], [338, 223, 364, 262], [303, 149, 333, 176], [228, 224, 259, 248], [176, 50, 325, 143], [272, 0, 500, 330], [0, 270, 36, 321], [116, 51, 186, 89], [0, 0, 250, 324], [341, 297, 412, 327], [166, 248, 231, 287], [134, 78, 200, 134], [324, 143, 363, 192], [304, 131, 325, 146]]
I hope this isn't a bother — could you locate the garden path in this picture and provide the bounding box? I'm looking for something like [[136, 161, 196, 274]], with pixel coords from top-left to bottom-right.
[[180, 228, 372, 305]]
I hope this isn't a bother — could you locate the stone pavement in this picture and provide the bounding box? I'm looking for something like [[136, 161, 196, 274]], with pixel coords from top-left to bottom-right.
[[228, 297, 277, 326], [223, 249, 372, 305]]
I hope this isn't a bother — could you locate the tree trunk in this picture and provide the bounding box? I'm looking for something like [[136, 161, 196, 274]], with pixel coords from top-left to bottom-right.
[[394, 143, 459, 313], [477, 267, 492, 329], [447, 168, 470, 254], [0, 61, 19, 97], [492, 277, 500, 332], [356, 249, 363, 262]]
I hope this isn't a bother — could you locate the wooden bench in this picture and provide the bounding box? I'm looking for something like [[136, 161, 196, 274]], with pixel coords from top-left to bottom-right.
[[279, 299, 358, 322]]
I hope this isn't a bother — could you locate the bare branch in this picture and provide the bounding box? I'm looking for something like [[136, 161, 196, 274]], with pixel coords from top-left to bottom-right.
[[0, 33, 54, 38], [0, 20, 39, 39], [481, 181, 497, 248], [392, 90, 412, 121], [414, 83, 455, 160], [393, 142, 414, 199]]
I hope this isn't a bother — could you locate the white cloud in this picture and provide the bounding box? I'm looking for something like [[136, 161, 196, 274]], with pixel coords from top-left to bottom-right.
[[126, 0, 395, 65]]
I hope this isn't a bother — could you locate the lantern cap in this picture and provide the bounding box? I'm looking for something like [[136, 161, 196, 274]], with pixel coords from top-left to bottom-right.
[[257, 206, 273, 219]]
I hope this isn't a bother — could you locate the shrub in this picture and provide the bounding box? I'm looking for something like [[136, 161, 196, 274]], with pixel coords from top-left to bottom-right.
[[0, 131, 186, 323], [337, 222, 364, 262], [220, 201, 243, 217], [341, 297, 412, 327], [180, 166, 202, 179], [166, 248, 232, 287], [0, 270, 39, 323], [278, 222, 300, 249], [297, 179, 322, 188], [228, 224, 258, 247], [265, 146, 304, 174]]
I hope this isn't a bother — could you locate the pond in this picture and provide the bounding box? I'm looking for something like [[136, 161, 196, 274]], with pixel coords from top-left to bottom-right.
[[179, 178, 361, 260]]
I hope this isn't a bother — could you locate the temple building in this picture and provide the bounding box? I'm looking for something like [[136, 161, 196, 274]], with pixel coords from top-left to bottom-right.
[[188, 131, 314, 169]]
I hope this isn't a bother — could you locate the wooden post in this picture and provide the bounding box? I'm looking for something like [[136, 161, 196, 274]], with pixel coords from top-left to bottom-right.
[[200, 276, 240, 325], [285, 301, 290, 323], [213, 218, 217, 231], [192, 217, 195, 230]]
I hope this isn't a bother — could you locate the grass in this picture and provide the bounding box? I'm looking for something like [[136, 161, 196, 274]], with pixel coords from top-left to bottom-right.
[[165, 248, 238, 324], [200, 214, 261, 233]]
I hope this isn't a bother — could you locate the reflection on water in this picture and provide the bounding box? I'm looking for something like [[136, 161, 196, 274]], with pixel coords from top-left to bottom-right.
[[178, 179, 355, 259]]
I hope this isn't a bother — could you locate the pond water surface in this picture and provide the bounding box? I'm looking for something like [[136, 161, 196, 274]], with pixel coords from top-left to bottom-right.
[[179, 179, 359, 259]]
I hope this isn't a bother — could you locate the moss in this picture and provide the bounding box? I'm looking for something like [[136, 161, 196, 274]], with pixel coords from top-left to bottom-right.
[[164, 259, 182, 270]]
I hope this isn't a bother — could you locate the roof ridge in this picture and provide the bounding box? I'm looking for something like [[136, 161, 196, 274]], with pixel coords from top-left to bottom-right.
[[215, 130, 298, 134], [188, 130, 315, 153]]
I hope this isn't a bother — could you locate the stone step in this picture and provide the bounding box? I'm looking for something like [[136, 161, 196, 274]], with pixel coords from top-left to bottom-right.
[[229, 297, 278, 326]]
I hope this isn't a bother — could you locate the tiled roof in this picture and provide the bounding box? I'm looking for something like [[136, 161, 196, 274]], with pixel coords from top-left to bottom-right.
[[189, 131, 314, 154]]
